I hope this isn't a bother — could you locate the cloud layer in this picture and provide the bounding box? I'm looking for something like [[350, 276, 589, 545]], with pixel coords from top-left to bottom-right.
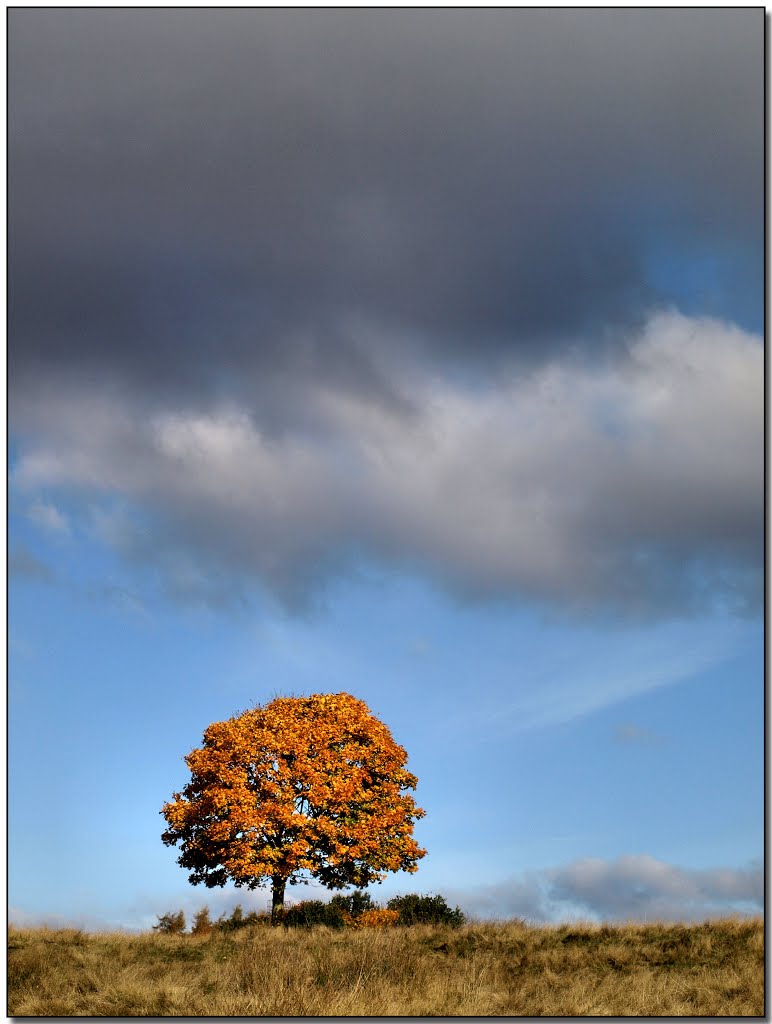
[[12, 312, 762, 614], [9, 11, 762, 616]]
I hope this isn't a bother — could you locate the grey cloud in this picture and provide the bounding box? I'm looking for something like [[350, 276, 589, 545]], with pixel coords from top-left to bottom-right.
[[547, 856, 763, 923], [10, 312, 762, 616], [9, 9, 762, 419], [453, 856, 763, 923]]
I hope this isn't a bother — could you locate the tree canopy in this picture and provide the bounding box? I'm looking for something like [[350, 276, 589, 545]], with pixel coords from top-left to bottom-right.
[[161, 693, 426, 920]]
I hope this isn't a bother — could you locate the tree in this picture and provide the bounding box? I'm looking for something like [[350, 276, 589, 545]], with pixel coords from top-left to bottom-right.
[[161, 692, 426, 923]]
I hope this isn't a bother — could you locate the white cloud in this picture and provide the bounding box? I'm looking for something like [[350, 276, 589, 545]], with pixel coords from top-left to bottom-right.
[[11, 311, 762, 614]]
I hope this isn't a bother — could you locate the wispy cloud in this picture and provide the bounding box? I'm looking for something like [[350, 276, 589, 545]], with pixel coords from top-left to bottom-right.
[[456, 621, 742, 736], [8, 545, 56, 584], [501, 647, 725, 733]]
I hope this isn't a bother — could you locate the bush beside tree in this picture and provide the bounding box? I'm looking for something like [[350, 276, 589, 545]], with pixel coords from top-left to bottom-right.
[[387, 894, 465, 927], [329, 890, 376, 918], [282, 900, 347, 929]]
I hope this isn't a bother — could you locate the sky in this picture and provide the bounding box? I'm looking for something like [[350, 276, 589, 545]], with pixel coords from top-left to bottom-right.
[[8, 9, 763, 930]]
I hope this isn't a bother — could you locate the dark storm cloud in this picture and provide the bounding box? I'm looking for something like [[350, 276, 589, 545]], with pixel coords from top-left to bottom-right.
[[9, 9, 761, 414]]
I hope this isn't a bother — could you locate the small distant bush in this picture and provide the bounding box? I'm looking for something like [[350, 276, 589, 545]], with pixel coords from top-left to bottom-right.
[[282, 900, 346, 929], [191, 908, 213, 935], [387, 894, 465, 927], [153, 911, 186, 934]]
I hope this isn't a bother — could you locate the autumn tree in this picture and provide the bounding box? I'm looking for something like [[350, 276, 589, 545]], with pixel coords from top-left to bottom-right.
[[161, 693, 426, 923]]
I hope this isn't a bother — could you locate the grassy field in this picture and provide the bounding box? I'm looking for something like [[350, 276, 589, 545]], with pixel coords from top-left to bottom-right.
[[8, 917, 764, 1016]]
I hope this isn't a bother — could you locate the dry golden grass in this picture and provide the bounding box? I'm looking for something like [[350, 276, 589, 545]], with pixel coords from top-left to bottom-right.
[[8, 916, 764, 1016]]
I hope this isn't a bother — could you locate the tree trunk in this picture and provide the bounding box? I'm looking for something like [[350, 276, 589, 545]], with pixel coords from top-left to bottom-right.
[[271, 876, 286, 925]]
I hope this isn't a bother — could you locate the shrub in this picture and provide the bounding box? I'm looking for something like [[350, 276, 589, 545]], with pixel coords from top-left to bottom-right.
[[153, 911, 186, 934], [282, 900, 346, 929], [387, 894, 465, 927]]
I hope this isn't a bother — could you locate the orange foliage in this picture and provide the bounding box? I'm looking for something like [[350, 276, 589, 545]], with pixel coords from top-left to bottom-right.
[[351, 908, 400, 928], [161, 693, 426, 903]]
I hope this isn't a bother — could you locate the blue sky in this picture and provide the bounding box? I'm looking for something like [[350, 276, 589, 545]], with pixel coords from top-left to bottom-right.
[[9, 522, 763, 928], [8, 9, 763, 930]]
